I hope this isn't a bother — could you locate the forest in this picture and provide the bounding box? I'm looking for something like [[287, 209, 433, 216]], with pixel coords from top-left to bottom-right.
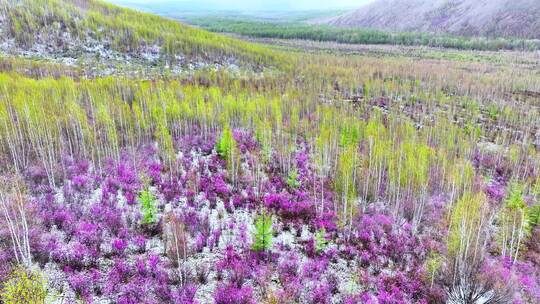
[[185, 17, 540, 51], [0, 0, 539, 303]]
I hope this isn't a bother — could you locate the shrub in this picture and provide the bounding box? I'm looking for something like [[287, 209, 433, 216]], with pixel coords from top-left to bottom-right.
[[309, 282, 332, 304], [0, 266, 48, 304], [252, 212, 273, 252], [277, 253, 299, 285], [263, 193, 315, 222], [529, 205, 540, 229], [448, 192, 488, 262], [217, 245, 252, 287], [104, 256, 171, 303], [446, 261, 513, 304], [216, 126, 236, 160], [173, 284, 198, 304], [498, 182, 529, 261], [286, 168, 300, 189], [425, 252, 443, 288], [138, 189, 158, 225], [214, 284, 255, 304], [216, 126, 240, 183], [314, 229, 328, 253], [164, 212, 189, 268], [0, 179, 33, 267]]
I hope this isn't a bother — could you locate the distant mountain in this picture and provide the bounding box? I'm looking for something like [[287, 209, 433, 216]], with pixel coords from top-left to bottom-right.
[[315, 0, 540, 39], [110, 0, 367, 12]]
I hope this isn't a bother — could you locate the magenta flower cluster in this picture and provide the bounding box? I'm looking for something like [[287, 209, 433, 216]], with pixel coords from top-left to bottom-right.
[[0, 130, 538, 303]]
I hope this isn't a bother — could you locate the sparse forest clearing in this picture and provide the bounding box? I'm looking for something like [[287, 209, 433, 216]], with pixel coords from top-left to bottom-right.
[[0, 0, 539, 303]]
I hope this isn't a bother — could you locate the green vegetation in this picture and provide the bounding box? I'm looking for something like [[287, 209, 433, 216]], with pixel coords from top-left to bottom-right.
[[1, 0, 540, 302], [335, 141, 358, 226], [216, 126, 236, 160], [499, 182, 529, 262], [425, 253, 443, 288], [447, 192, 488, 262], [0, 47, 537, 233], [314, 229, 328, 253], [0, 267, 48, 304], [0, 0, 285, 67], [185, 17, 540, 51], [530, 205, 540, 229], [252, 212, 273, 252], [0, 0, 539, 295], [216, 125, 240, 184], [139, 189, 158, 225], [286, 168, 300, 189]]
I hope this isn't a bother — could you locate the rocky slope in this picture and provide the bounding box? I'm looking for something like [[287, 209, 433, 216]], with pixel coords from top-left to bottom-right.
[[315, 0, 540, 39]]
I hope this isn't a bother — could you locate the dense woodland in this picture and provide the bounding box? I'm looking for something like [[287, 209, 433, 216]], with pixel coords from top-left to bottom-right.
[[0, 0, 539, 303], [186, 18, 540, 52]]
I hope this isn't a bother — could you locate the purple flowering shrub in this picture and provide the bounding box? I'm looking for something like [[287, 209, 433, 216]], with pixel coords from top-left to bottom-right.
[[1, 130, 538, 303], [104, 256, 173, 303], [261, 146, 337, 231], [214, 284, 255, 304], [340, 209, 430, 303], [480, 256, 540, 303]]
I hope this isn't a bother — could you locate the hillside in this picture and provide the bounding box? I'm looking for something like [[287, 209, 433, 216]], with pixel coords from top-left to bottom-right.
[[317, 0, 540, 39], [0, 0, 283, 71]]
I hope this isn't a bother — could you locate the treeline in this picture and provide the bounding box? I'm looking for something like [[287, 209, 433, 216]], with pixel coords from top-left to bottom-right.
[[187, 18, 540, 51]]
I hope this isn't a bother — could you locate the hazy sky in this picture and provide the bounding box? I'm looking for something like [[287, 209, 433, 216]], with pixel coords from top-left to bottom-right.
[[110, 0, 374, 11]]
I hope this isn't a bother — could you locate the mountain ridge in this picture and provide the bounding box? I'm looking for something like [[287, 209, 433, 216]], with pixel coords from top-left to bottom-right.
[[314, 0, 540, 39]]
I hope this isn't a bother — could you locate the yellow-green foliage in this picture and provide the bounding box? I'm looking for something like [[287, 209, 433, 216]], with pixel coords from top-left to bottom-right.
[[335, 120, 362, 212], [335, 138, 359, 225], [286, 167, 300, 189], [217, 125, 236, 161], [139, 188, 158, 225], [0, 60, 535, 224], [0, 267, 47, 304], [336, 147, 357, 200], [499, 182, 529, 260], [255, 118, 272, 162], [0, 36, 538, 234], [252, 212, 273, 252], [0, 10, 538, 302], [447, 192, 487, 259], [314, 229, 328, 253], [217, 125, 240, 183], [530, 205, 540, 229], [530, 178, 540, 228], [0, 55, 81, 78], [425, 252, 443, 287], [447, 160, 475, 198], [314, 110, 340, 178], [532, 177, 540, 198], [0, 0, 285, 67]]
